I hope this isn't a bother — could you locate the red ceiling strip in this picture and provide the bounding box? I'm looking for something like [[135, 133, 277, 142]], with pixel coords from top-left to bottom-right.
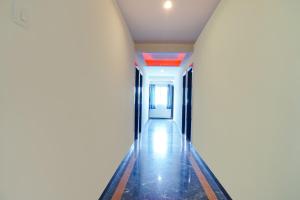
[[142, 53, 186, 67], [145, 60, 182, 66]]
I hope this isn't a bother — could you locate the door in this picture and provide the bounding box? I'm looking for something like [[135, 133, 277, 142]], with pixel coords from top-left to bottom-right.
[[182, 74, 187, 134], [186, 68, 193, 141], [138, 73, 143, 133], [134, 68, 140, 140]]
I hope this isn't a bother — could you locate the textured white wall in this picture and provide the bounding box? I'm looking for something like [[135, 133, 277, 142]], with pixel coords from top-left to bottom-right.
[[0, 0, 135, 199], [192, 0, 300, 199]]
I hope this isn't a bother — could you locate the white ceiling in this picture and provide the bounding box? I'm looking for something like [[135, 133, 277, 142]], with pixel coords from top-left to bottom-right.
[[116, 0, 220, 43], [143, 66, 182, 81]]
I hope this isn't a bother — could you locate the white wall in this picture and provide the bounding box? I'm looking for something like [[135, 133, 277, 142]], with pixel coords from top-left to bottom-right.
[[192, 0, 300, 199], [173, 71, 183, 131], [142, 67, 183, 131], [141, 71, 150, 127], [0, 0, 135, 200]]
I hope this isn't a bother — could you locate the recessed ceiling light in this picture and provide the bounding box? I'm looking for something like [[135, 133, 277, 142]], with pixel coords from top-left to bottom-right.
[[163, 0, 173, 10]]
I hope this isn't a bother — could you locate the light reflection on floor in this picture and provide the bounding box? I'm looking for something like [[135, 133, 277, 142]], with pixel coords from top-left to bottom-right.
[[100, 120, 230, 200], [152, 125, 168, 157]]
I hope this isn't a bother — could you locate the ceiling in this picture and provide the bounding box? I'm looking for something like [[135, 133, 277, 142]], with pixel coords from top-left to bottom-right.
[[137, 52, 192, 67], [116, 0, 220, 43], [143, 66, 181, 78]]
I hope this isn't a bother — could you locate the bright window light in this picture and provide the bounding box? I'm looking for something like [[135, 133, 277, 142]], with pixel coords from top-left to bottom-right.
[[155, 86, 168, 106], [163, 0, 173, 10]]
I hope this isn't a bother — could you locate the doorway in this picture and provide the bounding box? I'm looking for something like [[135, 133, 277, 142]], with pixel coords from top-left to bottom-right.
[[182, 67, 193, 141], [134, 67, 143, 140], [149, 84, 174, 119]]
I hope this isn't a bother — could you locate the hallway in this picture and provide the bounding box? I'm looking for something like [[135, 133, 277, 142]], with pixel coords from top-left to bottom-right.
[[100, 120, 229, 200], [1, 0, 299, 199]]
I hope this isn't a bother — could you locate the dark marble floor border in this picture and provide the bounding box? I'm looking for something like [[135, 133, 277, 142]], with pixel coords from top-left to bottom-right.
[[111, 155, 137, 199], [98, 144, 135, 200], [189, 154, 218, 200], [190, 146, 232, 200]]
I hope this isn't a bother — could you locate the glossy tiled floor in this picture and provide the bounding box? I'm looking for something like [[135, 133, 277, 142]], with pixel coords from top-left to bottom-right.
[[100, 120, 230, 200]]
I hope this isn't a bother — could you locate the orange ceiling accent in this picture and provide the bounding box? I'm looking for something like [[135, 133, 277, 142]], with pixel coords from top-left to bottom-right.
[[142, 53, 186, 67], [145, 60, 182, 66]]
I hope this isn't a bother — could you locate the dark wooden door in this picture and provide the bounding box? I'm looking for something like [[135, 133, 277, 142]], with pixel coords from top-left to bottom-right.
[[138, 74, 143, 133], [182, 74, 187, 134], [134, 68, 140, 140], [186, 68, 193, 141]]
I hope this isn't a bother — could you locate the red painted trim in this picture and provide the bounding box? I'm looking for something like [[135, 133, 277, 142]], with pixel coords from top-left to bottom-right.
[[142, 53, 186, 66], [145, 60, 182, 66]]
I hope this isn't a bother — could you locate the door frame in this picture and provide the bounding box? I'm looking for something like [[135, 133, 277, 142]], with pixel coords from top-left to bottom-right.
[[134, 68, 140, 140], [182, 73, 187, 134], [148, 83, 174, 120], [186, 67, 193, 141], [138, 73, 143, 133]]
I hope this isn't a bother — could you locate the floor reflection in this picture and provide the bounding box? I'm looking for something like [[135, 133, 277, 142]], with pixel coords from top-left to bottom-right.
[[123, 120, 207, 200], [100, 120, 229, 200], [152, 125, 168, 157]]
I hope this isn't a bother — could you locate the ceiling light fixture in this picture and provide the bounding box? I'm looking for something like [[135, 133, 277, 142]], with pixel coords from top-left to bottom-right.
[[163, 0, 173, 10]]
